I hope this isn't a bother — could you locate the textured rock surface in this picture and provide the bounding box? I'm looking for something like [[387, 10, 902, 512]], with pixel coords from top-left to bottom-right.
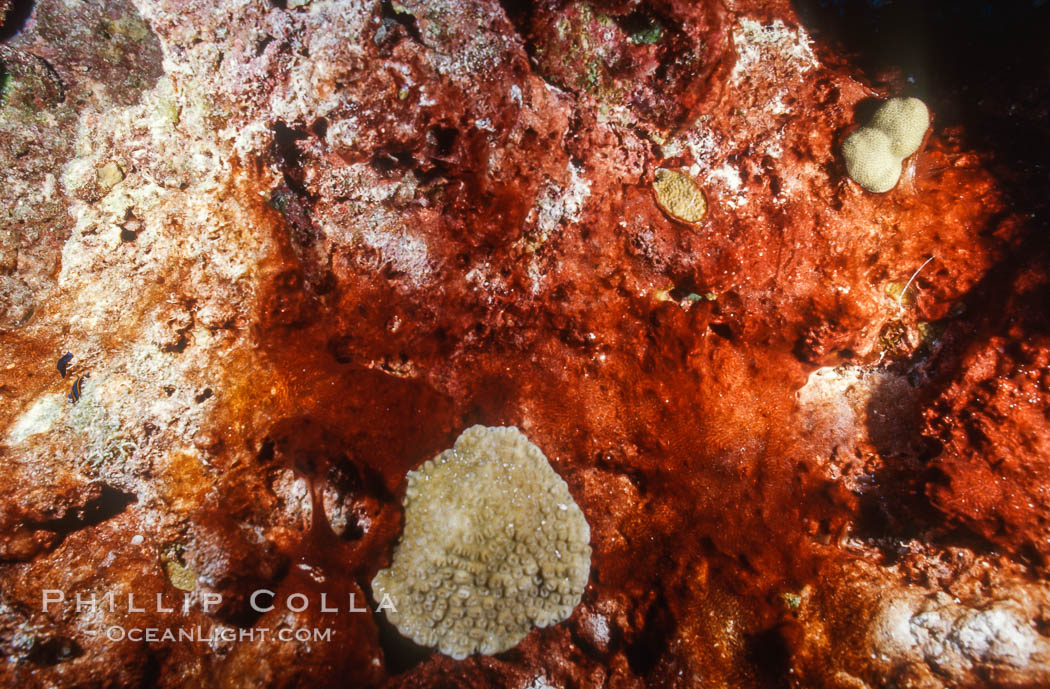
[[0, 0, 1048, 687]]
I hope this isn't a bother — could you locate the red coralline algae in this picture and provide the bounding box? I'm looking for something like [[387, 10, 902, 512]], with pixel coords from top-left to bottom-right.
[[0, 0, 1048, 687]]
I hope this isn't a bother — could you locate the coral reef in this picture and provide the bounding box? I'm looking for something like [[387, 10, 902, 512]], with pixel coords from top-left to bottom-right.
[[0, 0, 1048, 688]]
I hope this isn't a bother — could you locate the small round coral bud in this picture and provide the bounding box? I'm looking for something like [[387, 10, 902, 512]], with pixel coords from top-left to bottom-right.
[[870, 97, 930, 159], [841, 128, 900, 193]]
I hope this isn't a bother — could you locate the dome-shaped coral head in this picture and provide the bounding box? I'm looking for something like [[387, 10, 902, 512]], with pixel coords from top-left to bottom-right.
[[372, 425, 591, 661], [841, 127, 900, 193], [842, 96, 930, 193], [869, 97, 929, 159]]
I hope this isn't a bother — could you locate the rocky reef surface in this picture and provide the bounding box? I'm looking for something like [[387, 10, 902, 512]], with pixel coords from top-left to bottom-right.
[[0, 0, 1049, 687]]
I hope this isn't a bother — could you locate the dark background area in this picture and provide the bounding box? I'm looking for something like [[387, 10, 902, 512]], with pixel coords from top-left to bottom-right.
[[792, 0, 1050, 218]]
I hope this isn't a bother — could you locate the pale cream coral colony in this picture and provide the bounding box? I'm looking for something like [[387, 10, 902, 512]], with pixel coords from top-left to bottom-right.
[[841, 97, 930, 193], [372, 426, 592, 660]]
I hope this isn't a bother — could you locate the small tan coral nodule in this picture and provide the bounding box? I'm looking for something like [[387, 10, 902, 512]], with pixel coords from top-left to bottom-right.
[[372, 425, 592, 660], [653, 168, 707, 224]]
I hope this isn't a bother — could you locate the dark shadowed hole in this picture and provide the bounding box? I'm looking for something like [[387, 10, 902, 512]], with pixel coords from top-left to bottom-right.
[[918, 437, 943, 462], [339, 459, 394, 503], [372, 593, 433, 674], [380, 0, 422, 43], [271, 121, 309, 192], [119, 227, 137, 242], [327, 461, 363, 498], [370, 149, 415, 176], [140, 648, 162, 686], [224, 592, 273, 629], [311, 116, 328, 140], [313, 269, 336, 296], [194, 388, 213, 403], [746, 626, 792, 689], [668, 285, 699, 302], [1016, 541, 1045, 571], [255, 35, 275, 56], [327, 335, 354, 364], [497, 0, 534, 61], [39, 485, 137, 536], [851, 96, 885, 127], [0, 0, 35, 41], [853, 456, 971, 553], [624, 593, 673, 676], [497, 0, 531, 25], [27, 636, 81, 666], [709, 322, 733, 340], [257, 438, 275, 463], [339, 514, 364, 541], [160, 333, 187, 354], [427, 125, 458, 158], [614, 9, 665, 45], [271, 122, 306, 159]]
